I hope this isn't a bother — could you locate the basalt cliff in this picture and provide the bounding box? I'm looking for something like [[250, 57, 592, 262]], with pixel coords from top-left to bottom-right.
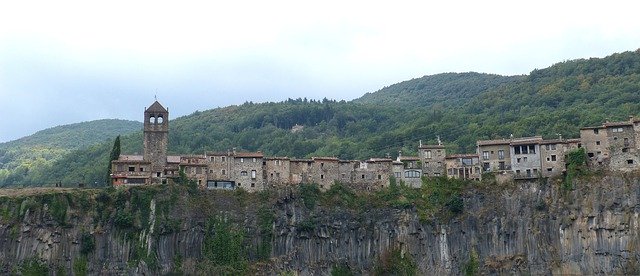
[[1, 173, 639, 275]]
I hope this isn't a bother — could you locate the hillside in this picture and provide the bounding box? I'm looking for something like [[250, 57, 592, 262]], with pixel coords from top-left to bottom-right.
[[2, 49, 640, 187], [354, 72, 523, 108], [0, 119, 142, 187]]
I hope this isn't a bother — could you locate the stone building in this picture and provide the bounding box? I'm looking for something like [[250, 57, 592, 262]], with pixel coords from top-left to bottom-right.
[[290, 159, 314, 185], [180, 155, 208, 188], [309, 157, 340, 190], [579, 125, 609, 167], [510, 136, 543, 179], [604, 121, 639, 170], [229, 151, 264, 192], [264, 157, 292, 187], [418, 142, 446, 177], [392, 155, 423, 187], [143, 101, 169, 184], [445, 154, 481, 180], [111, 155, 151, 185], [477, 139, 511, 173], [539, 139, 568, 178]]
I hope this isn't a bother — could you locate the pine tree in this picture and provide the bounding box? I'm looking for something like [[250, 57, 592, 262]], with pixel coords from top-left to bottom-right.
[[106, 135, 121, 186]]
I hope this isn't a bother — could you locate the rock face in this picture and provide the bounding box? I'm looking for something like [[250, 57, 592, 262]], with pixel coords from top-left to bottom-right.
[[1, 174, 640, 275]]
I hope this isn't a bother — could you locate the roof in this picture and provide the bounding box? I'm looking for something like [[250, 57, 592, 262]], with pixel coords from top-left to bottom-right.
[[509, 136, 543, 145], [206, 151, 230, 156], [367, 158, 393, 163], [419, 144, 445, 149], [604, 121, 633, 127], [234, 152, 264, 158], [580, 126, 603, 130], [477, 139, 510, 146], [167, 156, 181, 163], [567, 138, 581, 143], [312, 157, 339, 162], [539, 139, 567, 145], [145, 101, 168, 113], [265, 157, 290, 160], [446, 154, 478, 159], [399, 156, 420, 161], [118, 155, 144, 161]]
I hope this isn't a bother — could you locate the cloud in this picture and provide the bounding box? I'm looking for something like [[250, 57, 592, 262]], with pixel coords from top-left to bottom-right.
[[1, 0, 640, 142]]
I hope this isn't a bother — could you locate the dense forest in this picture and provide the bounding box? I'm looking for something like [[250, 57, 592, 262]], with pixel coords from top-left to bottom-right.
[[2, 49, 640, 187]]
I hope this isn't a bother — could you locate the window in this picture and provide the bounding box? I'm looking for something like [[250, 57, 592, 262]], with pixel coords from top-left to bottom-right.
[[210, 157, 215, 162], [276, 172, 280, 178], [157, 172, 161, 177], [241, 171, 248, 176], [253, 158, 256, 163], [320, 174, 324, 179], [628, 160, 634, 164], [623, 148, 629, 153], [251, 183, 255, 187], [139, 167, 144, 172], [588, 152, 594, 158], [624, 138, 630, 147], [361, 174, 365, 179], [404, 170, 420, 178], [523, 157, 528, 162], [498, 161, 505, 170], [551, 155, 557, 161], [514, 147, 521, 154], [529, 145, 536, 154], [395, 172, 401, 178], [596, 141, 600, 145], [378, 175, 382, 180], [129, 166, 135, 172], [321, 162, 324, 168], [426, 150, 432, 159], [613, 127, 624, 133], [594, 129, 599, 134], [462, 158, 474, 166], [550, 144, 556, 150], [547, 168, 553, 172], [251, 170, 256, 179], [517, 158, 521, 163], [482, 151, 489, 160], [498, 150, 504, 160], [222, 157, 226, 162], [222, 169, 226, 175], [240, 158, 244, 163]]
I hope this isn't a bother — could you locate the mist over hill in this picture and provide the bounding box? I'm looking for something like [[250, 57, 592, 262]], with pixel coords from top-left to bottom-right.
[[2, 49, 640, 187]]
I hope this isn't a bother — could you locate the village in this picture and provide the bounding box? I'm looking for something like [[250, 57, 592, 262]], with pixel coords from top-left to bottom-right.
[[111, 101, 640, 192]]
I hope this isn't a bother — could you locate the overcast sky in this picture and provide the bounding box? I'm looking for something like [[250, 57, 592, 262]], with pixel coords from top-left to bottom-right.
[[1, 0, 640, 143]]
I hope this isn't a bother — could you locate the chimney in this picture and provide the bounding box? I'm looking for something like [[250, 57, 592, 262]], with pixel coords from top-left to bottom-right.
[[419, 140, 422, 147]]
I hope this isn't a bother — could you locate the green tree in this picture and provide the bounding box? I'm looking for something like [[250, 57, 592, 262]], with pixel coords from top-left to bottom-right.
[[106, 135, 121, 186]]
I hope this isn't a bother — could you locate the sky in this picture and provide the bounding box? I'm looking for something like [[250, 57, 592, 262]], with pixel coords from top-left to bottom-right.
[[1, 0, 640, 143]]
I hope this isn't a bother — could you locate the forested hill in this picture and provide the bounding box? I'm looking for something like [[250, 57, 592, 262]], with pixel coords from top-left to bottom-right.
[[354, 72, 524, 108], [3, 49, 640, 187], [0, 119, 142, 187]]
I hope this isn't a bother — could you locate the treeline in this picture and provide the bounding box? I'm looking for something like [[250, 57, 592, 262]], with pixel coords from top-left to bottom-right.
[[3, 49, 640, 187]]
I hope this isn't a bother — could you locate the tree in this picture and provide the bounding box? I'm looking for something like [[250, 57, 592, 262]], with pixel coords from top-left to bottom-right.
[[106, 136, 121, 186]]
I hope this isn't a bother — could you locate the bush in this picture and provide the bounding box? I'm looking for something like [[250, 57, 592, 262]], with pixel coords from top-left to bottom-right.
[[299, 183, 320, 209], [80, 231, 95, 255]]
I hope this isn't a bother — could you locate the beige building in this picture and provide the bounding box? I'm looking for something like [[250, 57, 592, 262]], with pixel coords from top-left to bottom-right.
[[445, 154, 481, 180], [477, 139, 511, 173], [580, 126, 609, 167], [111, 155, 151, 185], [540, 140, 568, 178]]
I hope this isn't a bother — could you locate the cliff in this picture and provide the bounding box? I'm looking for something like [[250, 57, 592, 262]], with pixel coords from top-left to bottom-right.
[[1, 173, 639, 275]]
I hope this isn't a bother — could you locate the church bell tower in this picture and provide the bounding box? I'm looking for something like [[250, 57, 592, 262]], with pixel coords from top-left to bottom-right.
[[143, 101, 168, 183]]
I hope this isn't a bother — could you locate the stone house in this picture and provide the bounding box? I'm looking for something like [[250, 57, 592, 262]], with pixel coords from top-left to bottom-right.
[[579, 125, 609, 167], [111, 155, 151, 185], [510, 136, 543, 179], [445, 154, 481, 180], [477, 139, 511, 173], [290, 159, 313, 184], [604, 121, 639, 170], [264, 157, 291, 187], [180, 155, 208, 188], [393, 156, 423, 188], [352, 159, 393, 189], [539, 139, 567, 178], [307, 157, 340, 190], [230, 151, 264, 192], [418, 143, 446, 177]]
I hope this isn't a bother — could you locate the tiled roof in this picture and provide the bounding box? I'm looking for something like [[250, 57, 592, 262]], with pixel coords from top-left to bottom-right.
[[446, 154, 478, 159], [119, 155, 144, 161], [167, 156, 181, 163], [477, 139, 510, 146], [145, 101, 168, 113], [312, 157, 339, 161]]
